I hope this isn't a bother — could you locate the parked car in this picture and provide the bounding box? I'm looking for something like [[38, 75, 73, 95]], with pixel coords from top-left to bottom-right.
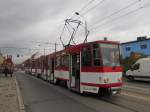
[[126, 58, 150, 81]]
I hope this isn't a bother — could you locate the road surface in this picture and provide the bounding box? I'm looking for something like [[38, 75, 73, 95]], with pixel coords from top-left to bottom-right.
[[16, 71, 150, 112]]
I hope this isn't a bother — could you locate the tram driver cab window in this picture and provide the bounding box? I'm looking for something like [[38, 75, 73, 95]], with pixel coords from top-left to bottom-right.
[[93, 44, 102, 66], [82, 47, 91, 66]]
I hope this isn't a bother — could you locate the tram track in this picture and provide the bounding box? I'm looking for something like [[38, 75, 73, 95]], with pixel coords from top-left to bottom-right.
[[46, 75, 150, 112], [26, 74, 136, 112], [121, 90, 150, 102], [78, 93, 144, 112], [18, 73, 150, 112], [97, 89, 150, 112], [123, 83, 150, 95], [99, 96, 139, 112], [79, 89, 150, 112]]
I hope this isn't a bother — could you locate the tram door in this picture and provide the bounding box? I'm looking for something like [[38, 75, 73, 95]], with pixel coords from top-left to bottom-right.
[[50, 59, 54, 82], [70, 54, 80, 90]]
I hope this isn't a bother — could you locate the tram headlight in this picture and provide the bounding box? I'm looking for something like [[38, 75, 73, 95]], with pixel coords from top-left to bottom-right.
[[104, 77, 110, 83], [99, 77, 102, 82], [117, 77, 122, 82]]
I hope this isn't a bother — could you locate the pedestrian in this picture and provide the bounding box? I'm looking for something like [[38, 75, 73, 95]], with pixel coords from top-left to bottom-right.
[[3, 66, 9, 77], [10, 67, 13, 77]]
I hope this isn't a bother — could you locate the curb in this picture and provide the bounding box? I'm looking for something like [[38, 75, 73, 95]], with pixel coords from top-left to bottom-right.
[[15, 76, 26, 112]]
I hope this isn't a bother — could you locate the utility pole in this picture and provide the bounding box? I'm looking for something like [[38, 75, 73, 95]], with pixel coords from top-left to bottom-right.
[[43, 48, 47, 80], [0, 48, 1, 55], [54, 43, 57, 67], [54, 43, 57, 53], [84, 21, 88, 43], [44, 48, 46, 56]]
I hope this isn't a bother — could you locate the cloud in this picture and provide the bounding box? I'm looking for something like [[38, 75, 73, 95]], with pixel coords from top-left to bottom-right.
[[0, 0, 150, 63]]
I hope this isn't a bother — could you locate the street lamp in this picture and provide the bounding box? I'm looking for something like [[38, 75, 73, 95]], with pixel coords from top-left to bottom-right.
[[75, 12, 80, 16]]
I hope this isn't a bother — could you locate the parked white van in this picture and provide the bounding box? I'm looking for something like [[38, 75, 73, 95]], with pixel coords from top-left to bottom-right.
[[126, 58, 150, 81]]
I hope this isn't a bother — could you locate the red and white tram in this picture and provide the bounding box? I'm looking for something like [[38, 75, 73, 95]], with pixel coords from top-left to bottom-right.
[[24, 59, 32, 74], [24, 40, 123, 95]]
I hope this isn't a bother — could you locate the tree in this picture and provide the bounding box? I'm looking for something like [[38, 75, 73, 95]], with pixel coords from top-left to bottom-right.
[[121, 52, 147, 73]]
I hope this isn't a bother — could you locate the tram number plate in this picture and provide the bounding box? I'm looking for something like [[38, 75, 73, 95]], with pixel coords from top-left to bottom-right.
[[83, 86, 98, 93]]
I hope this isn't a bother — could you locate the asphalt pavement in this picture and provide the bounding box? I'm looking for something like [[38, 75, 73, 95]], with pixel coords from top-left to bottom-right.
[[124, 79, 150, 90], [16, 72, 98, 112], [16, 71, 150, 112]]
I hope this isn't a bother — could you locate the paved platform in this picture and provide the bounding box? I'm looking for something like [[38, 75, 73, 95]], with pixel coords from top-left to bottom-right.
[[0, 75, 25, 112]]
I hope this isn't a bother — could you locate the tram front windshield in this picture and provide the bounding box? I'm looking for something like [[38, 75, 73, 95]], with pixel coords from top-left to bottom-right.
[[100, 44, 120, 67]]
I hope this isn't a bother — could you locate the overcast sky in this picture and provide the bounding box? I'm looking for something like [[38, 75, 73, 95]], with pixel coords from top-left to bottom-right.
[[0, 0, 150, 64]]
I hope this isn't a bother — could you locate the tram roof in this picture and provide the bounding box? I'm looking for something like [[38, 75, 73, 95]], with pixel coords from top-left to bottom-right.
[[65, 40, 120, 54], [24, 40, 119, 61]]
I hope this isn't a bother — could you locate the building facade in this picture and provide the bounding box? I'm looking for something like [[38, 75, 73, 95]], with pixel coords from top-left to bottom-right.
[[120, 37, 150, 59]]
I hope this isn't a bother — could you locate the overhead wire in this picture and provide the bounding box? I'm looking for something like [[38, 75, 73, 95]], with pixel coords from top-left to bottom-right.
[[62, 0, 149, 43], [70, 0, 107, 40], [73, 0, 107, 20], [89, 0, 142, 28], [0, 46, 54, 58], [70, 0, 96, 19], [81, 0, 106, 15], [90, 2, 150, 32], [0, 47, 52, 51], [78, 0, 96, 14], [61, 0, 107, 45], [59, 23, 67, 47]]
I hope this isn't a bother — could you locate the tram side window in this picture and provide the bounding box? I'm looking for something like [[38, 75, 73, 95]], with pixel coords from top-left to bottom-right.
[[93, 44, 101, 66], [32, 61, 35, 68], [48, 58, 51, 70], [56, 56, 61, 67], [38, 61, 41, 69], [82, 47, 91, 66], [44, 57, 48, 69], [61, 55, 69, 67]]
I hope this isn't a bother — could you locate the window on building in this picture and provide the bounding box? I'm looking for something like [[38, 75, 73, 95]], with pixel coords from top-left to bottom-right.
[[126, 47, 131, 51], [140, 44, 147, 49]]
